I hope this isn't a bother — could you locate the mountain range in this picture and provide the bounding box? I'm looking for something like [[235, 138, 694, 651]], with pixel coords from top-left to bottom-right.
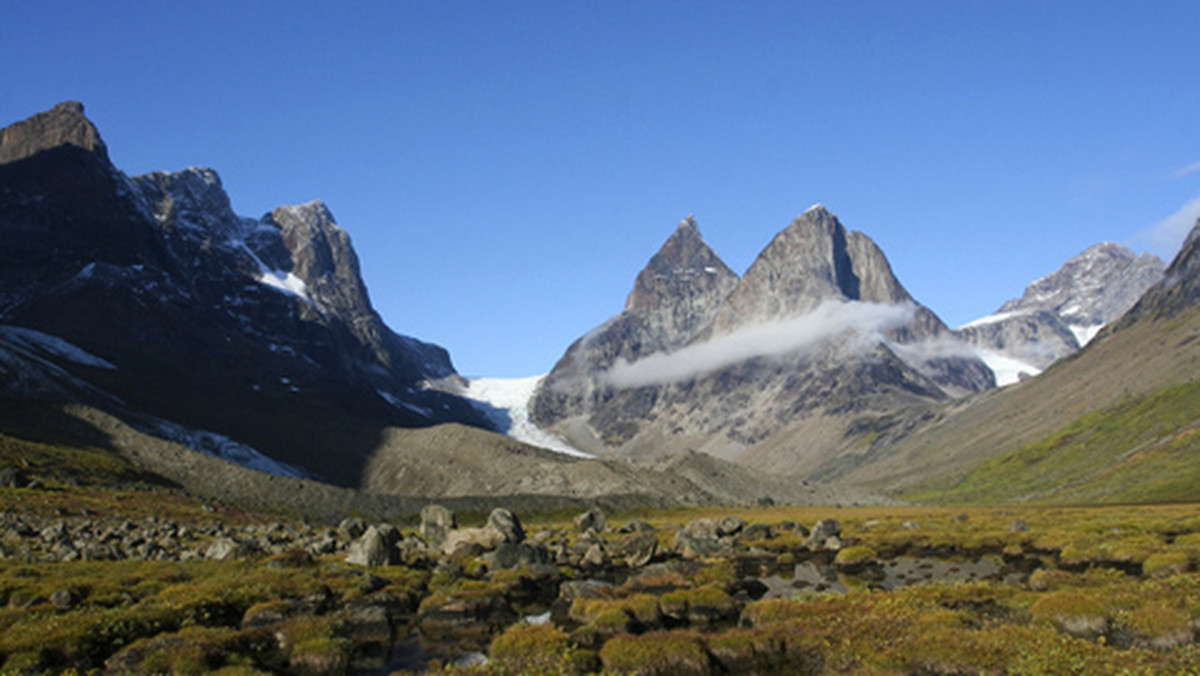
[[0, 101, 882, 511], [2, 100, 1196, 511]]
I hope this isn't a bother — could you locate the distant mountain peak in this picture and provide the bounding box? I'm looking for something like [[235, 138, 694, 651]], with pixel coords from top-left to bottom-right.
[[999, 242, 1164, 327]]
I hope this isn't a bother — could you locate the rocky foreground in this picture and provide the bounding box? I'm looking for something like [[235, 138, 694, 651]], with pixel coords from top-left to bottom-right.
[[3, 483, 1200, 674]]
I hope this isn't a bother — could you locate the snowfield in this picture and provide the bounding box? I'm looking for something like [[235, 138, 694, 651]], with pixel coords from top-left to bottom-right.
[[973, 349, 1042, 387], [455, 376, 591, 457]]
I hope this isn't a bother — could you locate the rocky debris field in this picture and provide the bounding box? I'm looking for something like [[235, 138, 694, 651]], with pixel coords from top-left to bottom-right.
[[3, 494, 1200, 674]]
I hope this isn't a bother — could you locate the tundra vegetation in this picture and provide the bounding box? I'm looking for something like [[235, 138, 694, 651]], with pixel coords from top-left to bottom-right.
[[2, 432, 1200, 674]]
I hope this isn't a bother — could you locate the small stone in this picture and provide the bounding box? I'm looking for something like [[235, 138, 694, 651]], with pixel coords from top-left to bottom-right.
[[50, 588, 79, 609]]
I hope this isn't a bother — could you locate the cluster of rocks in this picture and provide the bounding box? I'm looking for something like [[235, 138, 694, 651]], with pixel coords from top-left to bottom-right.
[[0, 511, 369, 564]]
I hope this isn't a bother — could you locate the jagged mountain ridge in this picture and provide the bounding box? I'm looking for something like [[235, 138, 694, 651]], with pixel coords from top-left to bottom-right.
[[955, 243, 1164, 382], [0, 101, 490, 485], [532, 206, 994, 475]]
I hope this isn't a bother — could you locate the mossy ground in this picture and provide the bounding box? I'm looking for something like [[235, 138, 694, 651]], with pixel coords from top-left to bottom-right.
[[3, 433, 1200, 673]]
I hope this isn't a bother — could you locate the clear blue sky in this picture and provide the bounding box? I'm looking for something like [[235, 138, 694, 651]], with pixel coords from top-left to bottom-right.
[[4, 1, 1199, 377]]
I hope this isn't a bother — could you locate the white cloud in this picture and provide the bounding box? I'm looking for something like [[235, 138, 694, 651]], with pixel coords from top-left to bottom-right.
[[1172, 160, 1200, 179], [602, 301, 917, 389], [1138, 196, 1200, 261]]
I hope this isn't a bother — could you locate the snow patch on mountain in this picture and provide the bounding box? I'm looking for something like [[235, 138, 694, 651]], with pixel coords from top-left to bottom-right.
[[958, 310, 1026, 330], [0, 325, 116, 370], [1068, 323, 1103, 347], [974, 349, 1041, 387], [456, 376, 590, 457], [150, 419, 308, 478]]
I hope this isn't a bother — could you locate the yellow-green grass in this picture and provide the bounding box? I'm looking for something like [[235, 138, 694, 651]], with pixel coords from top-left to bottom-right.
[[903, 381, 1200, 505]]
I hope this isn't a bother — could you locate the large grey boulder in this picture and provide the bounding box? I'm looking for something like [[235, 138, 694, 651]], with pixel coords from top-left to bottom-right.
[[486, 508, 525, 544], [573, 508, 607, 534], [420, 504, 456, 546], [345, 526, 394, 567]]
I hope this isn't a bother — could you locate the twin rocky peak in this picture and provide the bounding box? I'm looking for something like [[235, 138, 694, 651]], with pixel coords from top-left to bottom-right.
[[531, 207, 996, 474]]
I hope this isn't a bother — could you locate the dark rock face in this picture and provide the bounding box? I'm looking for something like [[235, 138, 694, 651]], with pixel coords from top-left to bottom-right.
[[0, 102, 489, 485], [1117, 220, 1200, 326], [532, 206, 992, 472], [0, 101, 105, 165]]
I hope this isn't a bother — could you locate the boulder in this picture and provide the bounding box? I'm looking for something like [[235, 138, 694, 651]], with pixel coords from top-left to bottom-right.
[[442, 526, 506, 556], [420, 504, 456, 546], [204, 537, 254, 561], [573, 508, 607, 534], [807, 519, 842, 549], [337, 517, 367, 540], [581, 543, 609, 568], [485, 542, 547, 570], [487, 508, 526, 544], [717, 516, 747, 537], [675, 518, 729, 558], [609, 531, 658, 568], [345, 526, 395, 567]]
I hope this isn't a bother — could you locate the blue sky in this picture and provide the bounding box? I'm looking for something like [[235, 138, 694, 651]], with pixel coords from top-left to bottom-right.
[[4, 1, 1199, 377]]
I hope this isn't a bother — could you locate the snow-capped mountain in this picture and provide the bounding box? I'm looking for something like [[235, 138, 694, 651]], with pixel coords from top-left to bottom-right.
[[956, 243, 1164, 385], [531, 206, 993, 476], [0, 101, 490, 485]]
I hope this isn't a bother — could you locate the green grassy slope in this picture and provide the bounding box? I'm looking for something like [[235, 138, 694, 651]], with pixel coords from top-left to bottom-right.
[[844, 303, 1200, 498], [902, 381, 1200, 504]]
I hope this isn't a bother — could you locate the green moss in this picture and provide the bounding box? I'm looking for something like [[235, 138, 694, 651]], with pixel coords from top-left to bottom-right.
[[833, 545, 877, 566], [1123, 603, 1192, 641], [599, 630, 710, 675], [488, 622, 590, 674], [1144, 551, 1190, 576]]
